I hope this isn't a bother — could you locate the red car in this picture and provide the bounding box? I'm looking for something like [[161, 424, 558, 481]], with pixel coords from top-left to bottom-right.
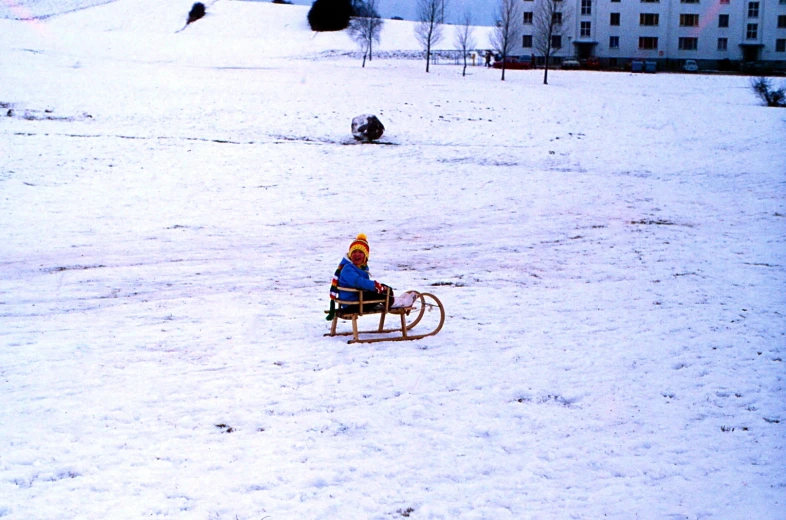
[[584, 57, 601, 69], [492, 56, 535, 70]]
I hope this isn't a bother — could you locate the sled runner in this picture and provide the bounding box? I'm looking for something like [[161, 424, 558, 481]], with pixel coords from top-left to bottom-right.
[[325, 286, 445, 344]]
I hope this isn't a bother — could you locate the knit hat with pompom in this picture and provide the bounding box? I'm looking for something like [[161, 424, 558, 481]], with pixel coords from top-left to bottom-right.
[[348, 233, 370, 260]]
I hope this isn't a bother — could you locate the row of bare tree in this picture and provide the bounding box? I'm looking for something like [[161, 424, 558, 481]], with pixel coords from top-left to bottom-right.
[[347, 0, 571, 84], [491, 0, 571, 84]]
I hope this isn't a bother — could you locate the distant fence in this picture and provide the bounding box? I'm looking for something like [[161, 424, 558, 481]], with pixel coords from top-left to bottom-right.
[[429, 50, 487, 66], [314, 49, 490, 65]]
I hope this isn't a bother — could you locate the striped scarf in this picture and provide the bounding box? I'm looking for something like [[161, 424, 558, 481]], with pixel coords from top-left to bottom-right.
[[326, 257, 367, 320], [326, 258, 347, 321], [329, 262, 345, 301]]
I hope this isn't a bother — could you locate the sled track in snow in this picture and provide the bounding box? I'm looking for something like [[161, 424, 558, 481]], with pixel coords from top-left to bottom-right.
[[0, 0, 117, 21], [8, 131, 540, 150], [8, 131, 405, 146]]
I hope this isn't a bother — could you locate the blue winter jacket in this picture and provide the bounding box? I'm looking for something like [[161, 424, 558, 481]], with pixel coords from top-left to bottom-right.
[[337, 256, 376, 303]]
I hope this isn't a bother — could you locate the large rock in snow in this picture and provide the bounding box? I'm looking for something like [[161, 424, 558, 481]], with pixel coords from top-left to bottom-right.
[[351, 114, 385, 141], [187, 3, 205, 25]]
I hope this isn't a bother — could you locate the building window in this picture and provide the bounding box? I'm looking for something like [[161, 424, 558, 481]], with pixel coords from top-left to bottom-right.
[[747, 2, 759, 18], [776, 39, 786, 52], [610, 12, 620, 25], [522, 35, 533, 47], [747, 23, 758, 39], [718, 37, 728, 50], [639, 36, 659, 49], [610, 36, 620, 48], [581, 0, 592, 15], [720, 0, 730, 4], [552, 12, 563, 24], [641, 0, 659, 3], [552, 35, 563, 48], [681, 0, 699, 3], [680, 14, 700, 26], [719, 14, 729, 27], [679, 37, 698, 49], [611, 0, 620, 2], [523, 12, 533, 24], [640, 13, 660, 26], [581, 21, 592, 37], [778, 15, 786, 28]]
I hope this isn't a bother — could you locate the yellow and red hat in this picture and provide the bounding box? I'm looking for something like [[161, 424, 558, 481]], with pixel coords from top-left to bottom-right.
[[348, 233, 370, 260]]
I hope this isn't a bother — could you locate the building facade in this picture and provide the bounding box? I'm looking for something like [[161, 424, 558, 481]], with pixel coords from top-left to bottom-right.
[[517, 0, 786, 71]]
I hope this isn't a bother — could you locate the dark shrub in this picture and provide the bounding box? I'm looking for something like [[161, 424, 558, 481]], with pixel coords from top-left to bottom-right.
[[187, 2, 206, 24], [750, 77, 786, 108], [272, 0, 293, 4], [307, 0, 353, 32]]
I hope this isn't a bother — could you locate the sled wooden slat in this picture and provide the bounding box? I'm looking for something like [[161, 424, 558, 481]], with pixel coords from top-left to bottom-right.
[[325, 287, 445, 344]]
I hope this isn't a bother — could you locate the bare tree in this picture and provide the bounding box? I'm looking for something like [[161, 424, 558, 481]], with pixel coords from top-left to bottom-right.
[[453, 10, 476, 77], [415, 0, 447, 73], [348, 0, 384, 67], [490, 0, 523, 81], [533, 0, 572, 85], [750, 76, 786, 107]]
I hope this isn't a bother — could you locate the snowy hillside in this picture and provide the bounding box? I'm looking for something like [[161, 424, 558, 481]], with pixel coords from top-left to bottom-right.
[[0, 0, 115, 20], [1, 1, 784, 519], [2, 0, 493, 55]]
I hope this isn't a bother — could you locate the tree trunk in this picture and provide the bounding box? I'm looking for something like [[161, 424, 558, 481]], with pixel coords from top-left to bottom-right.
[[542, 41, 552, 85]]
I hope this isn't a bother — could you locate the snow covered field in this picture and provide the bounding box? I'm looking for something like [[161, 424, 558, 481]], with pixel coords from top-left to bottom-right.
[[1, 1, 785, 518]]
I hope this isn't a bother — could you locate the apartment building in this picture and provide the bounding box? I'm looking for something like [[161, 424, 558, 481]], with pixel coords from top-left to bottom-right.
[[518, 0, 786, 71]]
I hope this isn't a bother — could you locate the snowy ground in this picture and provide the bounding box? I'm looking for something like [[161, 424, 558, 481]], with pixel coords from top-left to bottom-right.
[[1, 1, 785, 519]]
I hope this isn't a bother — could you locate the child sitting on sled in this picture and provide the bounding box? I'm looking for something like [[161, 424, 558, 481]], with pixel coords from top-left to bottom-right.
[[327, 233, 393, 317], [326, 234, 420, 319]]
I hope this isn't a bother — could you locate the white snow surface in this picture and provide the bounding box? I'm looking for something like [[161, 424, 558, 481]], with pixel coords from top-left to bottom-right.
[[1, 1, 785, 519]]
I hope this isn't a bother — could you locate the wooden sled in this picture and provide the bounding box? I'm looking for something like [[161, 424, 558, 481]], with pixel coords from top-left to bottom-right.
[[325, 287, 445, 344]]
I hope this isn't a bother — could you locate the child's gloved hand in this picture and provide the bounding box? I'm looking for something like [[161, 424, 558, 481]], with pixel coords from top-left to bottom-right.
[[374, 281, 385, 293]]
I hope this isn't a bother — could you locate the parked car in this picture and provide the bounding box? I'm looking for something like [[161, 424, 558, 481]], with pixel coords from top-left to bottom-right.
[[492, 55, 534, 69], [682, 59, 699, 72], [740, 61, 773, 74], [584, 57, 601, 69], [562, 58, 580, 69]]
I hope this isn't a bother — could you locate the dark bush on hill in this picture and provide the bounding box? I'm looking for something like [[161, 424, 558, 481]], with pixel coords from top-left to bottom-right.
[[750, 77, 785, 108], [307, 0, 353, 32], [272, 0, 293, 4], [187, 2, 206, 24]]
